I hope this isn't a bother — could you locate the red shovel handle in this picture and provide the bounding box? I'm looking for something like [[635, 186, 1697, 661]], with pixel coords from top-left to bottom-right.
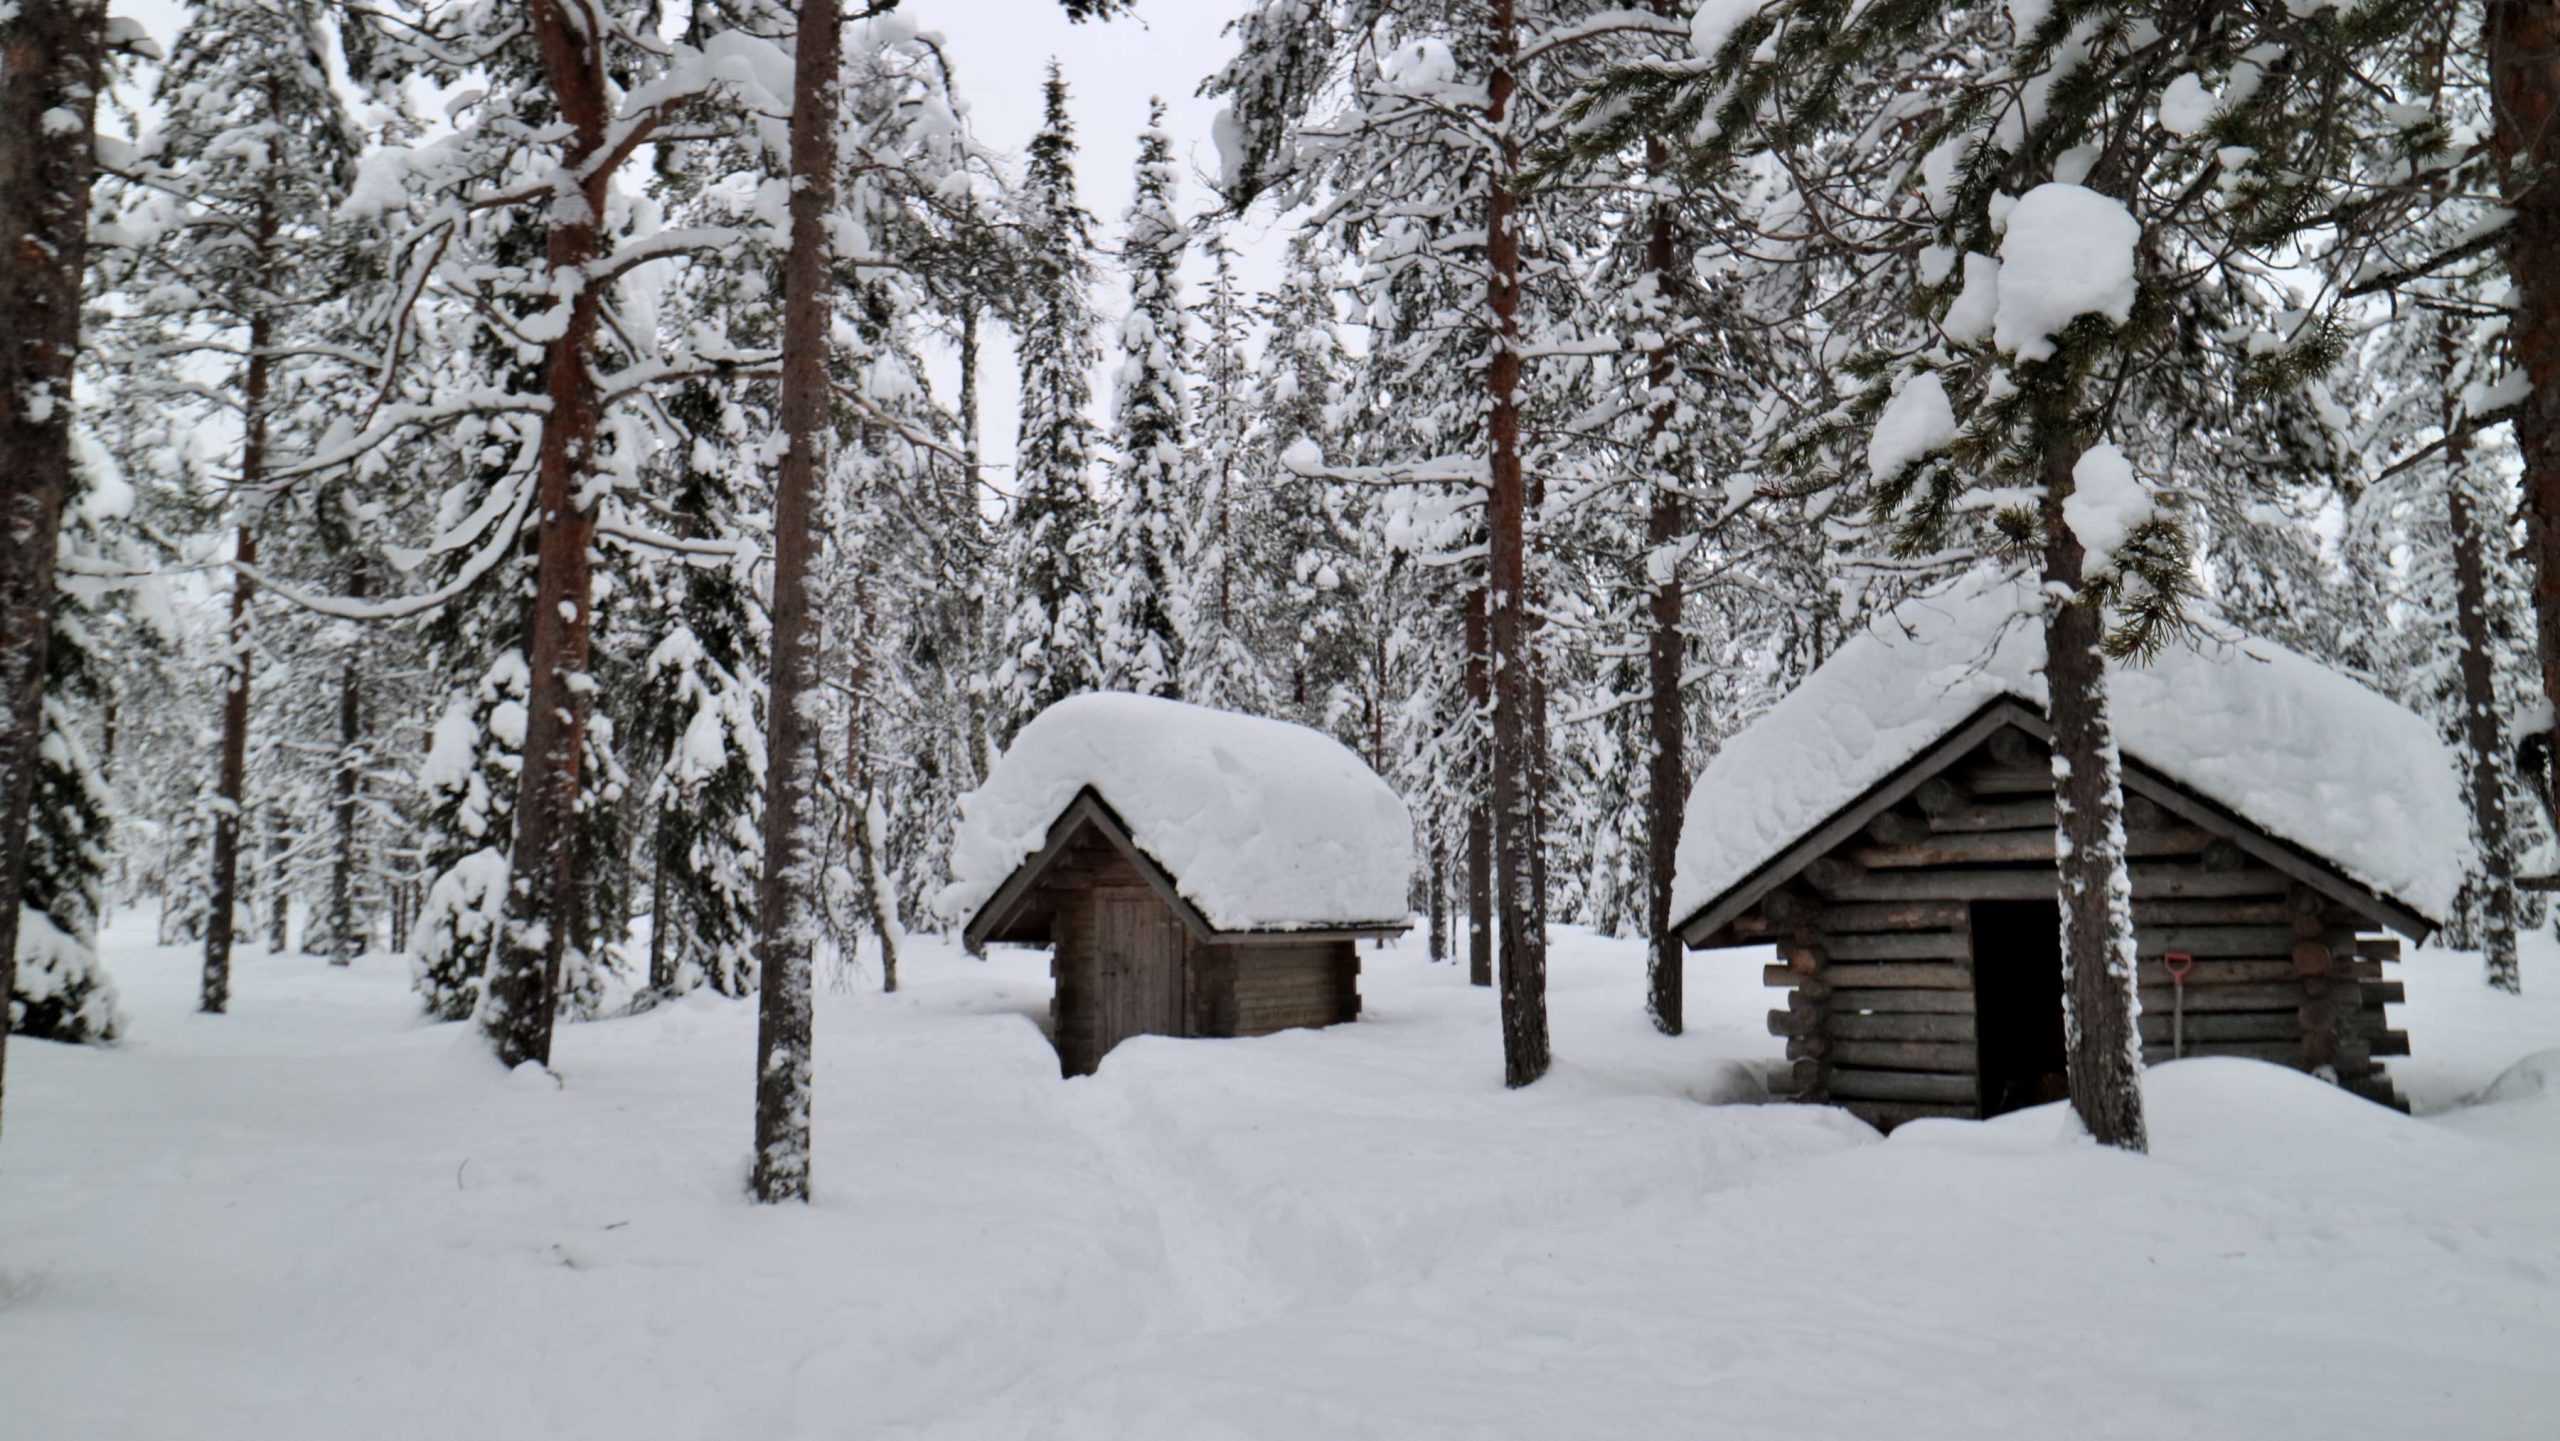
[[2164, 951, 2195, 983]]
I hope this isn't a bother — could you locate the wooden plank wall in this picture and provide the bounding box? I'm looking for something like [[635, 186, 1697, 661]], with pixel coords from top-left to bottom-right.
[[1220, 939, 1360, 1036], [1737, 725, 2407, 1129]]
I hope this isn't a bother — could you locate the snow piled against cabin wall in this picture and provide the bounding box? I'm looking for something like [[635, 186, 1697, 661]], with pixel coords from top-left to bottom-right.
[[1672, 570, 2473, 925], [939, 692, 1415, 932]]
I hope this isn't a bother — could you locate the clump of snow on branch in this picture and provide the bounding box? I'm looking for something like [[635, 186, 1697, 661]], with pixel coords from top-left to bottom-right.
[[939, 693, 1413, 932], [2061, 442, 2157, 568], [1993, 183, 2140, 361], [1868, 372, 1957, 478]]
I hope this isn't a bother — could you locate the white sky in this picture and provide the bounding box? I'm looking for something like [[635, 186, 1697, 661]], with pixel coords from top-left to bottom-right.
[[110, 0, 1292, 482]]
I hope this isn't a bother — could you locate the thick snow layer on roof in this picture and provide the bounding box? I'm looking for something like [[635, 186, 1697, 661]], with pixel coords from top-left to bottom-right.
[[939, 693, 1414, 932], [1674, 572, 2472, 927]]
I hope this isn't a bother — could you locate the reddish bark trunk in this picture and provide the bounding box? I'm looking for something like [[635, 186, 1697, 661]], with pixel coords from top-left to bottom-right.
[[485, 0, 616, 1070], [2042, 441, 2147, 1152], [753, 0, 843, 1203], [2443, 322, 2521, 993], [0, 0, 108, 1138], [1486, 0, 1549, 1088], [2489, 1, 2560, 844]]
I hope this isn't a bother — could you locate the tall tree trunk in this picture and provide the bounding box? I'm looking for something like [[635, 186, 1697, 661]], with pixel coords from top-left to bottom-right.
[[326, 566, 365, 965], [1427, 836, 1447, 963], [1641, 94, 1685, 1037], [0, 0, 106, 1139], [1464, 579, 1492, 987], [752, 0, 842, 1203], [2042, 441, 2147, 1152], [1485, 0, 1548, 1088], [2489, 0, 2560, 840], [2444, 325, 2522, 993], [266, 807, 290, 953], [485, 0, 615, 1070], [204, 517, 259, 1010]]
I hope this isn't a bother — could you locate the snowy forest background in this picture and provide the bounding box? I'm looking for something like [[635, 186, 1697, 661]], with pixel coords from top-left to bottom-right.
[[4, 0, 2554, 1159]]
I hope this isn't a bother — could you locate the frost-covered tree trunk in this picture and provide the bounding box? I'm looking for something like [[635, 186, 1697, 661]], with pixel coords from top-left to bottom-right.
[[0, 0, 108, 1137], [2489, 0, 2560, 843], [752, 0, 842, 1204], [1641, 102, 1684, 1038], [1464, 582, 1492, 989], [484, 0, 616, 1070], [204, 284, 273, 1011], [2043, 442, 2146, 1153], [325, 567, 365, 966], [1485, 0, 1549, 1089], [2443, 374, 2521, 993]]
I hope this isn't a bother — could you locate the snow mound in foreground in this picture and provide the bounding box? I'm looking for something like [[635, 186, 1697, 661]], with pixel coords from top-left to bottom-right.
[[2476, 1049, 2560, 1106], [939, 692, 1414, 933], [1673, 570, 2470, 925]]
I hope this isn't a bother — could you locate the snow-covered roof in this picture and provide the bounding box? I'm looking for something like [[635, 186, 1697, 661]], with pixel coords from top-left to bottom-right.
[[939, 693, 1415, 934], [1674, 572, 2472, 929]]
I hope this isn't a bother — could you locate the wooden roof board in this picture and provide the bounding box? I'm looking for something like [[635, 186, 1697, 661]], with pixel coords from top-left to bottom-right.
[[962, 786, 1410, 954], [1675, 695, 2438, 949]]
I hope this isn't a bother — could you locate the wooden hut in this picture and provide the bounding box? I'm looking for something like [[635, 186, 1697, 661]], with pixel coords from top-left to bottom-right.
[[1671, 578, 2468, 1132], [944, 694, 1413, 1077]]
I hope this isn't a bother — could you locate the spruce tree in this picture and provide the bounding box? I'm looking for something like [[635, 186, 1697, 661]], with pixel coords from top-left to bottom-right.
[[998, 62, 1105, 736], [1099, 100, 1192, 699]]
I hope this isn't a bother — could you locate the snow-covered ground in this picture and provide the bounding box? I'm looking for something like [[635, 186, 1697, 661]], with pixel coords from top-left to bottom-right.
[[5, 916, 2558, 1440]]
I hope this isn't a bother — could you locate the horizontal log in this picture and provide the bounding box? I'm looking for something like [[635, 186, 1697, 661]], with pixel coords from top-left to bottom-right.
[[1851, 830, 2054, 868], [1827, 1068, 1979, 1104], [1827, 1038, 1976, 1072], [1767, 1007, 1819, 1038], [1826, 988, 1977, 1015], [2370, 1028, 2411, 1057], [1827, 962, 1973, 990], [1830, 1011, 1977, 1042], [1865, 810, 1929, 845], [2132, 865, 2291, 900], [2139, 1011, 2302, 1044], [1804, 856, 1867, 891], [1840, 1099, 1978, 1130], [1987, 727, 2042, 767], [1811, 899, 1970, 933], [2131, 898, 2293, 926], [2135, 925, 2302, 957], [1957, 761, 2054, 794], [2139, 982, 2324, 1013], [1930, 797, 2053, 833], [2142, 1040, 2311, 1069], [1821, 930, 1972, 962], [2364, 980, 2405, 1006], [2355, 936, 2403, 962], [1912, 776, 1969, 815], [1785, 1034, 1830, 1061], [1821, 869, 2056, 903], [1763, 964, 1811, 991], [2292, 942, 2333, 976], [2136, 958, 2305, 986]]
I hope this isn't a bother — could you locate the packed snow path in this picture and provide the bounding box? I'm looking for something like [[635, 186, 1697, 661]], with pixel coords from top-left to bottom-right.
[[5, 919, 2559, 1439]]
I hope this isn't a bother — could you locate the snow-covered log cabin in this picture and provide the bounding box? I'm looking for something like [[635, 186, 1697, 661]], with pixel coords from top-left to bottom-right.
[[940, 694, 1415, 1077], [1673, 576, 2471, 1131]]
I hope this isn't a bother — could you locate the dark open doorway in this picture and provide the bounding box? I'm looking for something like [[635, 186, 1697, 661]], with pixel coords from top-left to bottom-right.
[[1970, 899, 2069, 1117]]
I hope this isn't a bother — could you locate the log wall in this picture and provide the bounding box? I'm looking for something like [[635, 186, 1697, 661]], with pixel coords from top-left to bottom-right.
[[1036, 829, 1364, 1074], [1735, 725, 2409, 1129]]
